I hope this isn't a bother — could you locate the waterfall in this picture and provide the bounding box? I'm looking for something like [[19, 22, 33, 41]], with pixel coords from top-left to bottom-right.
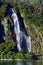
[[11, 10, 21, 51], [6, 5, 31, 52]]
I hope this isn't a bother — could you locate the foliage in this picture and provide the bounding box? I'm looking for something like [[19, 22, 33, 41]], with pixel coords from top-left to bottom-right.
[[0, 2, 43, 59]]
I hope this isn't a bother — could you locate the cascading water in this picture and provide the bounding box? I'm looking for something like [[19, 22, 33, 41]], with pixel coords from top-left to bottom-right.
[[6, 4, 31, 52], [11, 10, 21, 51]]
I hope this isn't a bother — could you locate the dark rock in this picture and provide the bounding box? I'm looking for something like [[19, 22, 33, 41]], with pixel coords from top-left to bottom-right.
[[0, 21, 5, 43], [32, 53, 40, 60]]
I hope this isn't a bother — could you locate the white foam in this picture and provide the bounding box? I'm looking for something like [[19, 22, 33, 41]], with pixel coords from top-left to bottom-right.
[[11, 9, 31, 52]]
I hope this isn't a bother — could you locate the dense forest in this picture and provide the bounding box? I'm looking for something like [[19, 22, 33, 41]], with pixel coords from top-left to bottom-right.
[[0, 0, 43, 60]]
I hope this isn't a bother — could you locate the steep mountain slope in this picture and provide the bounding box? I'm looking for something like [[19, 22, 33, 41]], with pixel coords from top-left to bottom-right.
[[0, 2, 43, 59]]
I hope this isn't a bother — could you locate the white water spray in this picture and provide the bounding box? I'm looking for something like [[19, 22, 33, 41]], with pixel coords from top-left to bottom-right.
[[8, 8, 31, 52]]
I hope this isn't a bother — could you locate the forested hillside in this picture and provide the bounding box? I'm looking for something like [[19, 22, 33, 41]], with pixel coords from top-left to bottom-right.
[[0, 1, 43, 59]]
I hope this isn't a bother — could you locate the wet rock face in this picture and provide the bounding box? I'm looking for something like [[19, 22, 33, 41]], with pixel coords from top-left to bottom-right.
[[0, 21, 5, 43], [2, 17, 42, 53]]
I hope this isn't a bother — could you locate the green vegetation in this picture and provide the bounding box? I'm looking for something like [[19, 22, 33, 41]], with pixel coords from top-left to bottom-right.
[[0, 39, 32, 59], [17, 2, 43, 36], [0, 2, 43, 59]]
